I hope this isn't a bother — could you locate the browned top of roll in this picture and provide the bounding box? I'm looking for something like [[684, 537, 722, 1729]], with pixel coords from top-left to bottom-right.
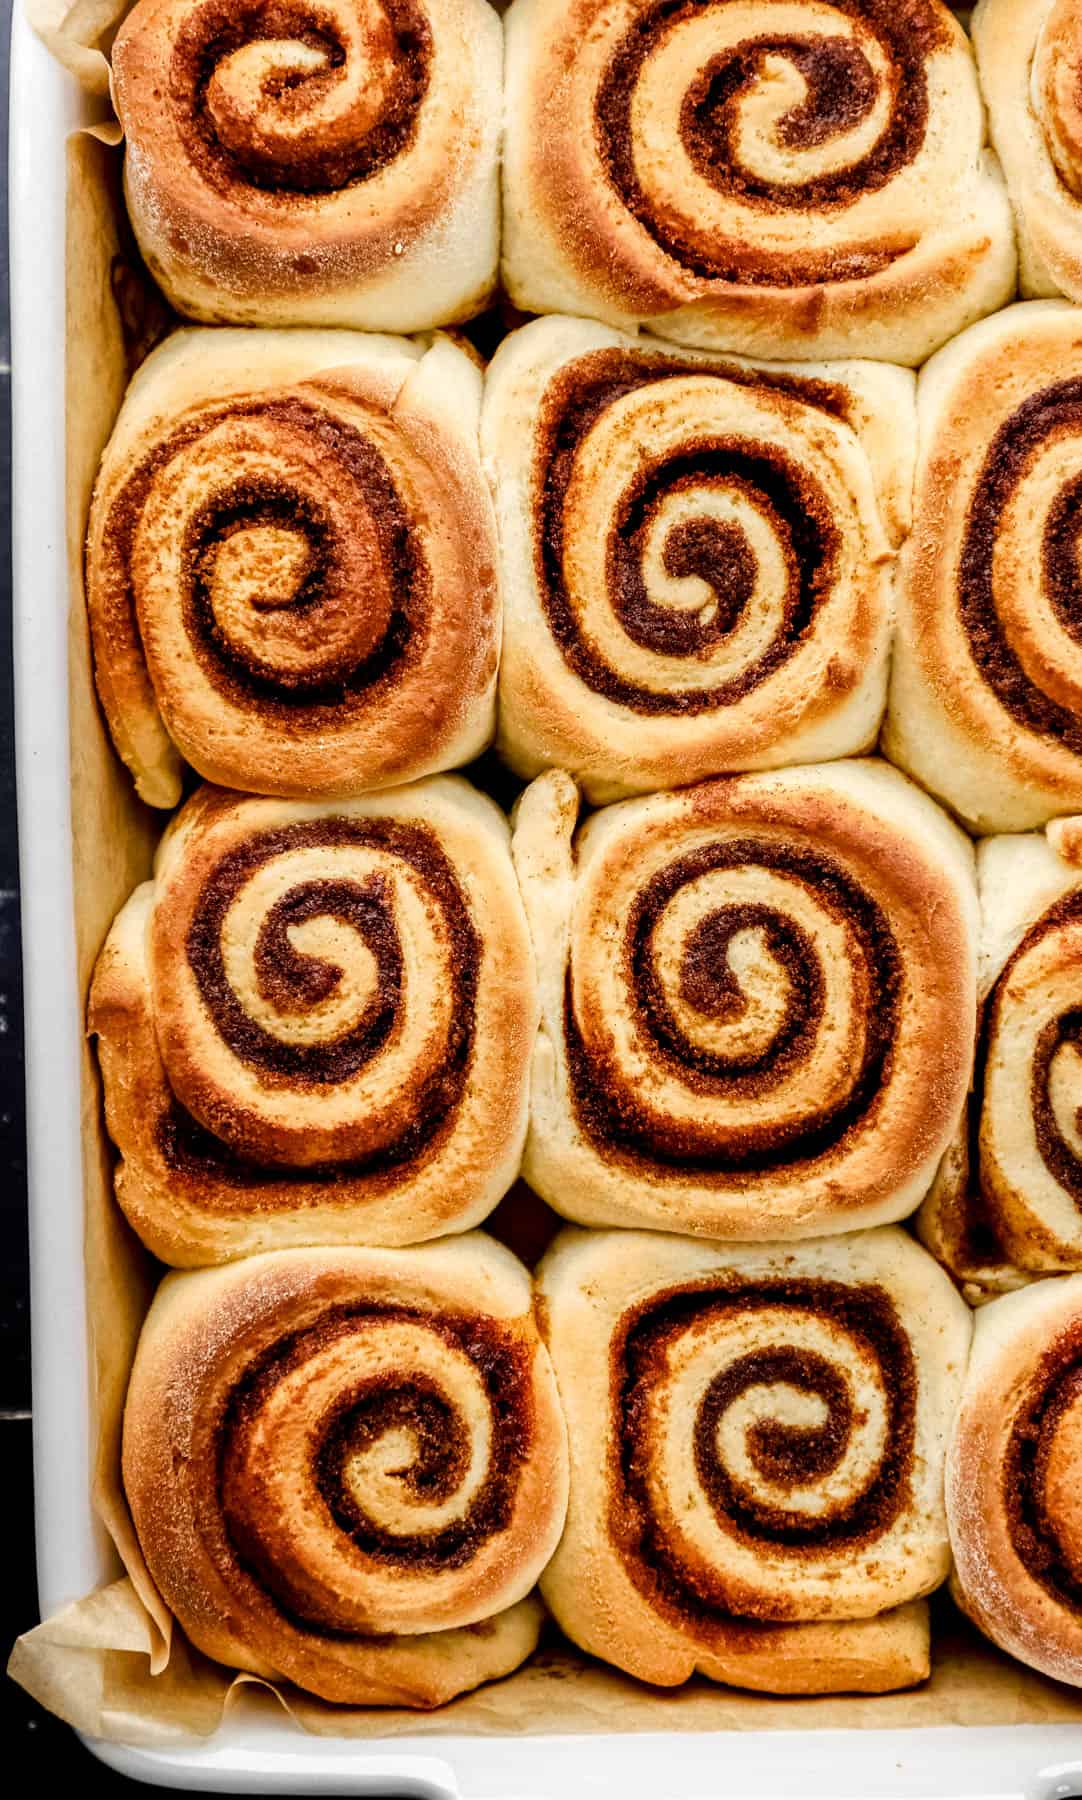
[[86, 333, 499, 805], [89, 777, 536, 1263], [501, 0, 1012, 367], [610, 1275, 916, 1630], [111, 0, 501, 319], [534, 1226, 969, 1684], [590, 0, 948, 291], [534, 347, 852, 715], [121, 1239, 569, 1701], [948, 1276, 1082, 1686]]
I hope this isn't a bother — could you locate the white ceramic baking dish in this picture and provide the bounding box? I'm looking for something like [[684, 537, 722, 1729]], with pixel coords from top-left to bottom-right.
[[10, 5, 1082, 1791]]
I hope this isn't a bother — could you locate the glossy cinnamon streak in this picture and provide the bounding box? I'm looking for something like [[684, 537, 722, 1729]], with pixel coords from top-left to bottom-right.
[[925, 888, 1082, 1283], [92, 778, 536, 1262], [594, 0, 947, 286], [610, 1278, 916, 1630], [173, 0, 433, 198], [165, 816, 479, 1189], [221, 1302, 532, 1631], [1005, 893, 1082, 1217], [536, 349, 847, 712], [975, 0, 1082, 303], [98, 394, 424, 720], [885, 299, 1082, 835], [947, 1277, 1082, 1685], [120, 1241, 567, 1701], [535, 1227, 966, 1691], [959, 378, 1082, 756], [1004, 1333, 1082, 1615], [566, 836, 900, 1175]]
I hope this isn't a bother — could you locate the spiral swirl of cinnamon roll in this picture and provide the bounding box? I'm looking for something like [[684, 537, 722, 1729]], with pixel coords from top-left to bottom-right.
[[121, 1236, 568, 1705], [917, 819, 1082, 1295], [111, 0, 501, 329], [89, 777, 536, 1265], [886, 303, 1082, 832], [502, 0, 1015, 364], [512, 761, 976, 1241], [947, 1274, 1082, 1688], [86, 329, 498, 808], [484, 316, 909, 801], [537, 1226, 969, 1692], [974, 0, 1082, 303]]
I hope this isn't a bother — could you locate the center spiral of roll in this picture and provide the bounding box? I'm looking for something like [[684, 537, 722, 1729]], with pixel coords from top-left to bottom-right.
[[1005, 1342, 1082, 1609], [568, 835, 900, 1174], [538, 351, 844, 713], [612, 1278, 915, 1622], [116, 394, 421, 713], [219, 1301, 533, 1634], [958, 377, 1082, 755], [158, 814, 479, 1171], [173, 0, 432, 196], [593, 0, 948, 285]]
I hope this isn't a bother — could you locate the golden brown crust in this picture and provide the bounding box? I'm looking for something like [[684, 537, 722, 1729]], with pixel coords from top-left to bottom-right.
[[917, 821, 1082, 1293], [86, 329, 499, 808], [512, 760, 977, 1241], [885, 301, 1082, 833], [89, 777, 537, 1265], [122, 1237, 568, 1704], [483, 315, 909, 802], [111, 0, 501, 329], [947, 1275, 1082, 1688], [502, 0, 1015, 364], [537, 1226, 969, 1693], [974, 0, 1082, 302]]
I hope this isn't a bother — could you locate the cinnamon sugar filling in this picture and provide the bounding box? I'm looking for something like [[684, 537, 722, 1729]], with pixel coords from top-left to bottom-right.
[[608, 1278, 916, 1630], [218, 1302, 533, 1634], [566, 836, 900, 1174], [959, 380, 1082, 754], [173, 0, 433, 198], [593, 0, 945, 285], [152, 817, 479, 1187], [1004, 1336, 1082, 1612], [535, 351, 843, 714]]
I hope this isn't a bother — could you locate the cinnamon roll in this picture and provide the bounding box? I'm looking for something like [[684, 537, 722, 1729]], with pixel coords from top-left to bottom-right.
[[947, 1273, 1082, 1687], [885, 301, 1082, 833], [918, 817, 1082, 1295], [537, 1225, 970, 1693], [89, 777, 536, 1265], [501, 0, 1016, 366], [86, 328, 499, 809], [974, 0, 1082, 302], [484, 315, 910, 802], [122, 1235, 569, 1705], [111, 0, 501, 330], [512, 761, 977, 1240]]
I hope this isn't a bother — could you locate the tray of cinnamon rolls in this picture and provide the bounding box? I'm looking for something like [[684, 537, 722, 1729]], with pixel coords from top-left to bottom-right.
[[10, 0, 1082, 1793]]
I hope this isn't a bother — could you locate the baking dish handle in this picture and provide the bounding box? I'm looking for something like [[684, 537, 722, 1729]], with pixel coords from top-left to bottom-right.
[[1028, 1762, 1082, 1800], [82, 1739, 463, 1796]]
